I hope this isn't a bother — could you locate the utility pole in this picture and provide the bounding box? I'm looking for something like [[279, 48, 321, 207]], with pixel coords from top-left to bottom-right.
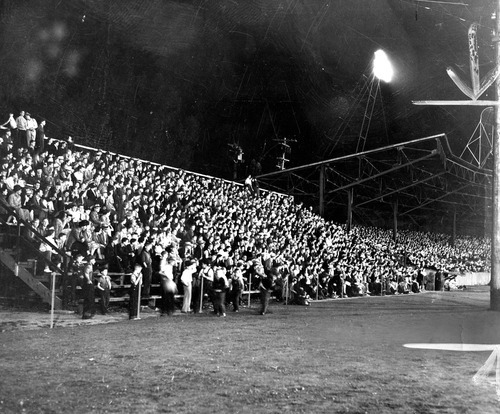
[[275, 137, 296, 170], [492, 0, 500, 311]]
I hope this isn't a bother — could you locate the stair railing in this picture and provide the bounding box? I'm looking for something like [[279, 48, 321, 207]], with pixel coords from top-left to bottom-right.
[[0, 197, 72, 308]]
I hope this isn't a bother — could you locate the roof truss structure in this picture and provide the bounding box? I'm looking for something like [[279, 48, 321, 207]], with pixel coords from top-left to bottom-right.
[[256, 133, 492, 235]]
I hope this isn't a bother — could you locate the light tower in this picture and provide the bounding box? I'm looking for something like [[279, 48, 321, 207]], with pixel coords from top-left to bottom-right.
[[356, 49, 394, 153]]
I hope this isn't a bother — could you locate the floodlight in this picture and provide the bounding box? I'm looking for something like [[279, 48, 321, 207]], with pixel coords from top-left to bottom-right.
[[373, 49, 393, 83]]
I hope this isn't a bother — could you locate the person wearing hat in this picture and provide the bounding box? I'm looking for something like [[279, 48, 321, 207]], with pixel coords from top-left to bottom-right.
[[66, 219, 91, 257], [159, 254, 177, 316], [229, 266, 245, 312], [96, 264, 112, 315], [212, 265, 228, 317], [81, 256, 96, 319], [137, 238, 154, 301], [89, 203, 104, 228], [35, 119, 46, 155], [259, 271, 275, 316], [129, 263, 143, 320], [25, 113, 37, 148], [180, 260, 197, 313]]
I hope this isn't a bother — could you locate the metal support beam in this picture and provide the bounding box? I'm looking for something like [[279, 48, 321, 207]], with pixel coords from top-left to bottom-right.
[[451, 209, 457, 247], [356, 171, 447, 208], [393, 198, 398, 243], [257, 134, 445, 179], [347, 189, 353, 233], [319, 165, 325, 217], [492, 0, 500, 311], [401, 183, 470, 216], [327, 151, 438, 195]]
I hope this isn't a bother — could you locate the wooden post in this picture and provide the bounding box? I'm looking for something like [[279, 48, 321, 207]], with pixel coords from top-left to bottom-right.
[[492, 0, 500, 311], [247, 272, 252, 308], [136, 282, 142, 320], [285, 276, 288, 306], [316, 273, 319, 301], [199, 274, 204, 314], [50, 272, 56, 329]]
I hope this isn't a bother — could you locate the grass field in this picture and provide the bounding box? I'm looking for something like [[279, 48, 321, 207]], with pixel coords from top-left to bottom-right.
[[1, 287, 499, 413]]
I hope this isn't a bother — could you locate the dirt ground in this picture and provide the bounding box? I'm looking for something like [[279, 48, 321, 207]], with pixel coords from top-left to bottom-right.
[[1, 287, 499, 413]]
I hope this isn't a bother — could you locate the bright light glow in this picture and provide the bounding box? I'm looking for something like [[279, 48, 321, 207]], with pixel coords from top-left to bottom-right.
[[373, 49, 393, 83]]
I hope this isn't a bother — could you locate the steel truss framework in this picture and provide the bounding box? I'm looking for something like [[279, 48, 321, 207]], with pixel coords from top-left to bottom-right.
[[256, 133, 492, 234]]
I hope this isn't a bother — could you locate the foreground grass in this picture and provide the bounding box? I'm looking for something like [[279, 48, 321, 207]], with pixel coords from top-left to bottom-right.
[[1, 288, 499, 413]]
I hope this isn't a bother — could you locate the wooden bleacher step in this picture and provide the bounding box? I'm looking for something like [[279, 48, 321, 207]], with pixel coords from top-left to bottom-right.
[[0, 250, 62, 309]]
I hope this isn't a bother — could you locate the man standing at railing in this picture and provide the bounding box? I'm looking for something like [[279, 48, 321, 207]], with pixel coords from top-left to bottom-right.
[[25, 113, 37, 149], [129, 263, 142, 320], [138, 238, 153, 303], [15, 111, 26, 150], [213, 264, 228, 317], [81, 256, 96, 319], [181, 260, 196, 313], [259, 273, 275, 316], [96, 264, 111, 315]]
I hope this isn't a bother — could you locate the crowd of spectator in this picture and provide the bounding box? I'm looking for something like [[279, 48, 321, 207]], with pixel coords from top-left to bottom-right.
[[0, 110, 492, 319]]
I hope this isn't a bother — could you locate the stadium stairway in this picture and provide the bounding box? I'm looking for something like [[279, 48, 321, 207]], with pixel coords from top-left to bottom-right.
[[0, 243, 62, 309], [0, 200, 65, 310]]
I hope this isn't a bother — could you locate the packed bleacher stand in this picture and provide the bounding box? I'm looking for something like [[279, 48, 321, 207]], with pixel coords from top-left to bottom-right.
[[0, 112, 492, 318]]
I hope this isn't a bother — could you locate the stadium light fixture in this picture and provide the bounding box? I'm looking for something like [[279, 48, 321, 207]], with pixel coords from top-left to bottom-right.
[[373, 49, 393, 83]]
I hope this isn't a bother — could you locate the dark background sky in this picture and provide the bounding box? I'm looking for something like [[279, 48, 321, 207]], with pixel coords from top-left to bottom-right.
[[0, 0, 495, 179]]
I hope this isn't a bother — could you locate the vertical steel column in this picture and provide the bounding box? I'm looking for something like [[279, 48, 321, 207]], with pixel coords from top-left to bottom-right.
[[347, 189, 353, 232], [319, 165, 325, 217], [392, 198, 398, 243], [451, 209, 457, 248], [492, 0, 500, 311]]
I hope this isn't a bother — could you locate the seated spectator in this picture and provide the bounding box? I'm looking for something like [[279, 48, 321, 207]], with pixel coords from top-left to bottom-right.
[[8, 184, 32, 221]]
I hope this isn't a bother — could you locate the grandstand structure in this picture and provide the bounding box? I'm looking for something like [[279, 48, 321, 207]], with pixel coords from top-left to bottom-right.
[[0, 2, 496, 313], [0, 134, 492, 312], [257, 126, 492, 239], [0, 140, 275, 310]]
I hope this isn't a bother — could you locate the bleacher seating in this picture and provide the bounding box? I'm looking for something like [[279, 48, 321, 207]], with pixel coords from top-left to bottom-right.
[[0, 123, 492, 314]]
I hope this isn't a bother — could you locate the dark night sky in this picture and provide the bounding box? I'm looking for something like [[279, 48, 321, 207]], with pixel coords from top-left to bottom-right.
[[0, 0, 496, 177]]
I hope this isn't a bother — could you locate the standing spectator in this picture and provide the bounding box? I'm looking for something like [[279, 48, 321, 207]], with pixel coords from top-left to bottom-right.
[[117, 237, 134, 273], [159, 255, 177, 316], [67, 253, 85, 306], [259, 273, 274, 315], [213, 265, 228, 317], [96, 264, 111, 315], [129, 263, 142, 320], [191, 263, 203, 314], [81, 256, 96, 320], [230, 266, 244, 312], [25, 113, 37, 148], [138, 239, 153, 301], [15, 111, 27, 149], [199, 259, 214, 310], [180, 260, 196, 313], [35, 119, 46, 155]]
